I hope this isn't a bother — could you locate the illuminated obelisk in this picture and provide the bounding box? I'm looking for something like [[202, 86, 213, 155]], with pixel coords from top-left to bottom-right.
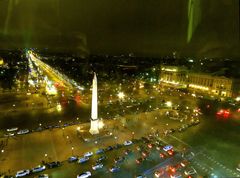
[[89, 72, 99, 134]]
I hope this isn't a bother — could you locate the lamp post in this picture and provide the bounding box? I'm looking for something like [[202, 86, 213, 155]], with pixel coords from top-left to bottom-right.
[[44, 153, 48, 162], [71, 147, 74, 156], [132, 132, 135, 139]]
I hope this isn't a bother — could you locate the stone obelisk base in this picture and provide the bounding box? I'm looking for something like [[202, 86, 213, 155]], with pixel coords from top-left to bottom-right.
[[89, 119, 99, 135]]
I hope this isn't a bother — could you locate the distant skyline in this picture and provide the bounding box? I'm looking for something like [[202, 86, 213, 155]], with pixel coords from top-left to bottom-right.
[[0, 0, 239, 58]]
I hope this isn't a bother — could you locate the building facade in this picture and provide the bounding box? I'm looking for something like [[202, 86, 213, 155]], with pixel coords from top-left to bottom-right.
[[160, 66, 233, 97]]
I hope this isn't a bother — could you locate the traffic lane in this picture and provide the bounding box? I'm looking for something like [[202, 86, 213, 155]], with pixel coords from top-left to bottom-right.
[[32, 140, 181, 178]]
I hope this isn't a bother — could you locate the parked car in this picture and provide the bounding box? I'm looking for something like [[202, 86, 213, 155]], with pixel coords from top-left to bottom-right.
[[114, 156, 125, 164], [124, 140, 133, 146], [78, 157, 89, 164], [68, 156, 78, 163], [77, 171, 91, 178], [113, 144, 123, 149], [17, 129, 29, 135], [97, 155, 106, 162], [142, 151, 149, 157], [4, 133, 14, 137], [92, 163, 103, 170], [32, 165, 46, 173], [84, 152, 93, 157], [105, 146, 113, 151], [124, 149, 132, 155], [15, 170, 30, 177], [46, 161, 61, 168], [95, 148, 104, 154], [170, 172, 182, 178], [136, 157, 145, 164], [154, 169, 164, 177], [109, 166, 120, 172], [7, 127, 18, 132]]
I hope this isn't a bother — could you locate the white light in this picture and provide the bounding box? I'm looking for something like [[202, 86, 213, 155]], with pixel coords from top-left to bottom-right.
[[56, 104, 62, 112], [236, 97, 240, 102], [166, 101, 172, 107], [98, 120, 104, 129], [118, 92, 125, 99]]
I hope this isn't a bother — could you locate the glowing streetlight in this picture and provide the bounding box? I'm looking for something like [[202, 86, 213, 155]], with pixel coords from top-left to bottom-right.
[[71, 147, 74, 155], [117, 92, 125, 100], [1, 149, 4, 153], [98, 120, 104, 129], [56, 104, 62, 112], [166, 101, 172, 107]]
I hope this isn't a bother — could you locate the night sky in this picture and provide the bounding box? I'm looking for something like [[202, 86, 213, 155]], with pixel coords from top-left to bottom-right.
[[0, 0, 239, 58]]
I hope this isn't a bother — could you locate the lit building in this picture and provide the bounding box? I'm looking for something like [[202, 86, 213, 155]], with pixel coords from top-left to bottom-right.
[[160, 66, 188, 88], [188, 73, 232, 97], [160, 66, 233, 97]]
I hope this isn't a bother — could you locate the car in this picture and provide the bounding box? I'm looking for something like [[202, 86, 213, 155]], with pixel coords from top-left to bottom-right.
[[167, 150, 174, 156], [142, 151, 149, 157], [184, 167, 197, 176], [95, 148, 104, 154], [84, 152, 93, 157], [92, 163, 103, 170], [113, 144, 122, 149], [180, 160, 189, 167], [141, 137, 150, 143], [148, 143, 154, 149], [170, 172, 182, 178], [17, 129, 29, 135], [4, 132, 14, 137], [68, 156, 78, 163], [114, 156, 125, 164], [237, 164, 240, 172], [124, 149, 132, 155], [159, 152, 168, 158], [132, 138, 141, 143], [109, 166, 120, 172], [136, 146, 142, 151], [123, 140, 133, 146], [7, 127, 18, 132], [15, 170, 30, 177], [105, 146, 113, 151], [32, 165, 46, 173], [154, 169, 164, 177], [78, 157, 89, 163], [163, 145, 173, 152], [136, 157, 144, 164], [77, 171, 91, 178], [97, 155, 106, 162], [38, 174, 49, 178], [46, 161, 61, 168]]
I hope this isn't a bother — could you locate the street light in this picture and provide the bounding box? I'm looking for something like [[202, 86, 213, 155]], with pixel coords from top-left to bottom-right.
[[132, 132, 135, 139], [166, 101, 172, 107], [1, 149, 4, 153], [117, 92, 125, 100], [71, 147, 74, 156]]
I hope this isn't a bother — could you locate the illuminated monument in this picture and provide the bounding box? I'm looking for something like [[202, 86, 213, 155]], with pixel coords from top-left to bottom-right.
[[89, 72, 99, 134]]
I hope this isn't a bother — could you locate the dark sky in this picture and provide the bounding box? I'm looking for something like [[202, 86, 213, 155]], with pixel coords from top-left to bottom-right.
[[0, 0, 239, 58]]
